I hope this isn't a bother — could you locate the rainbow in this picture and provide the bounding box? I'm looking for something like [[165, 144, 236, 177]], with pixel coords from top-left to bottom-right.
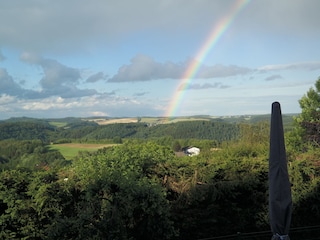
[[164, 0, 251, 118]]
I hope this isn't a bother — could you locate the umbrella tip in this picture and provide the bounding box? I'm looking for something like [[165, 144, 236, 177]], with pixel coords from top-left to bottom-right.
[[271, 102, 282, 113], [272, 101, 280, 107]]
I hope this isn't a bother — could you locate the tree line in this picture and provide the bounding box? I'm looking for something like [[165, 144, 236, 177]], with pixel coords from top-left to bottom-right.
[[0, 119, 241, 143]]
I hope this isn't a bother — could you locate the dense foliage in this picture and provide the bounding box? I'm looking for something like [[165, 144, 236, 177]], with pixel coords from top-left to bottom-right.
[[0, 119, 241, 143], [0, 79, 319, 239], [294, 77, 320, 147], [0, 140, 68, 171], [1, 128, 319, 239], [0, 121, 55, 142]]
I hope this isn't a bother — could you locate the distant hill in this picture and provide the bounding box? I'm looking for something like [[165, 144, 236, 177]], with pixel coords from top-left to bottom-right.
[[80, 114, 297, 125], [0, 114, 297, 142], [1, 114, 297, 126]]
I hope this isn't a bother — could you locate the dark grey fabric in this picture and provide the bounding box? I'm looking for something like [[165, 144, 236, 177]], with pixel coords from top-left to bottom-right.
[[271, 233, 290, 240], [269, 102, 292, 237]]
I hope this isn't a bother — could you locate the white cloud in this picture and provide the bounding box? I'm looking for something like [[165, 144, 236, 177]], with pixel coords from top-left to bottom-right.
[[0, 94, 164, 119], [22, 96, 89, 111], [0, 94, 16, 104], [258, 62, 320, 72], [91, 111, 108, 117], [20, 51, 41, 63]]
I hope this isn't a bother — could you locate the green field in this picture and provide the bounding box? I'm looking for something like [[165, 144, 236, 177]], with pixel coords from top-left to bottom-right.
[[49, 143, 117, 159], [49, 121, 68, 128]]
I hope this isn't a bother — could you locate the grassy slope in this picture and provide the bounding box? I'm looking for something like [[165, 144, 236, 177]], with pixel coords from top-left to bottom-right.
[[49, 143, 117, 159], [49, 121, 68, 128]]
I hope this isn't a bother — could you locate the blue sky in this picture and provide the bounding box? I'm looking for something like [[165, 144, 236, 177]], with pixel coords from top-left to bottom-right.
[[0, 0, 320, 119]]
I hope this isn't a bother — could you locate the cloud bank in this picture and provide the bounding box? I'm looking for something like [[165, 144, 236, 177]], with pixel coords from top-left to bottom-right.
[[0, 0, 319, 52], [19, 52, 98, 98], [108, 55, 253, 82]]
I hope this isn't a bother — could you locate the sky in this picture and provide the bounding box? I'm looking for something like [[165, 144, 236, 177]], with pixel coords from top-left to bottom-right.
[[1, 0, 320, 120]]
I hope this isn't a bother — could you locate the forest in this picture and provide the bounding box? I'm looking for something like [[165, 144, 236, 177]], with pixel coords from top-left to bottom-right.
[[0, 78, 319, 239]]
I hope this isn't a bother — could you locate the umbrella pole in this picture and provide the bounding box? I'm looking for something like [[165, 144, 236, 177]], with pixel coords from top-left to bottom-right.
[[269, 102, 292, 240]]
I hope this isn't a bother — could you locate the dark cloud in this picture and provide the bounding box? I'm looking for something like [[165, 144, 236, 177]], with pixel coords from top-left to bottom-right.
[[109, 55, 253, 82], [86, 72, 107, 83], [0, 68, 23, 95], [0, 1, 319, 52], [134, 92, 149, 97], [0, 1, 238, 52], [265, 75, 283, 81], [39, 59, 80, 89], [237, 0, 320, 36], [20, 52, 97, 98], [0, 68, 38, 98], [19, 79, 26, 85], [20, 53, 81, 88], [108, 54, 184, 82]]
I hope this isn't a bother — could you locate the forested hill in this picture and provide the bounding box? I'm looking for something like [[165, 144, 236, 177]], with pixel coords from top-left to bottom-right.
[[0, 118, 241, 142], [0, 115, 295, 142], [0, 121, 55, 142], [85, 121, 239, 142]]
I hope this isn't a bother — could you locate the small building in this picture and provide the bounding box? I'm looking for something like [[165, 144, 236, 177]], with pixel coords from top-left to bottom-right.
[[183, 146, 200, 156]]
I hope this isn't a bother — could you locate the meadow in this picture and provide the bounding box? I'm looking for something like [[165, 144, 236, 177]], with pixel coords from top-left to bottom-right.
[[48, 121, 68, 128], [49, 143, 117, 159]]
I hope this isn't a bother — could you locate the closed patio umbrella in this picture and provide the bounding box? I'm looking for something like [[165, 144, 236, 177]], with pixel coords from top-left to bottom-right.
[[269, 102, 292, 240]]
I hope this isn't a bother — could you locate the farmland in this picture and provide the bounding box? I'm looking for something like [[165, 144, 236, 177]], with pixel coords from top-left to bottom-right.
[[85, 118, 138, 125], [49, 143, 117, 159]]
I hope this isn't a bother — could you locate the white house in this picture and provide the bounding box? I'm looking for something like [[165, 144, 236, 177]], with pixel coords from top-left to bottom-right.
[[184, 147, 200, 156]]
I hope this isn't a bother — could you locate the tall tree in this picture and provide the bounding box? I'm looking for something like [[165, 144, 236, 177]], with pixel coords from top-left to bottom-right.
[[71, 142, 176, 239], [295, 77, 320, 146]]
